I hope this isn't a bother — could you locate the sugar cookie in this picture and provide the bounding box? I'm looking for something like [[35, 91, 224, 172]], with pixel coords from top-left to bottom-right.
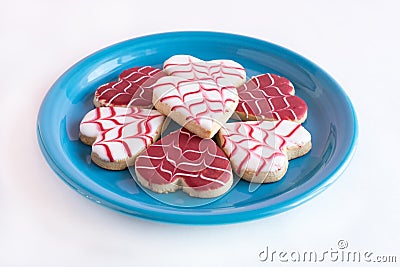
[[80, 106, 166, 170], [94, 66, 165, 108], [217, 120, 311, 183], [236, 73, 308, 123], [135, 128, 233, 198]]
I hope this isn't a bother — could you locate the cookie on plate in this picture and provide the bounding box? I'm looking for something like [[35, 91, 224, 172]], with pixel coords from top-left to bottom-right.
[[135, 128, 233, 198], [93, 66, 166, 108], [152, 76, 239, 139], [163, 55, 246, 87], [217, 120, 311, 183], [235, 73, 308, 123], [80, 106, 166, 170], [152, 55, 246, 139]]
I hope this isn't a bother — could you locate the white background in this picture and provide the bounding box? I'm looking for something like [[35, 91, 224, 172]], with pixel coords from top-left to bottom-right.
[[1, 0, 399, 266]]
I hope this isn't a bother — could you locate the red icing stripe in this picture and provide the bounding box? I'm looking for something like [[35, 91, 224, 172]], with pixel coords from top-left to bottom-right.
[[135, 128, 232, 191]]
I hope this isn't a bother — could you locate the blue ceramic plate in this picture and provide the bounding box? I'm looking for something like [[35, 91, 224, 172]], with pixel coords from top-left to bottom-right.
[[37, 32, 358, 224]]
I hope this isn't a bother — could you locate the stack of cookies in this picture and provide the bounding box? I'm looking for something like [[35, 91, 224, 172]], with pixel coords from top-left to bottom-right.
[[80, 55, 312, 198]]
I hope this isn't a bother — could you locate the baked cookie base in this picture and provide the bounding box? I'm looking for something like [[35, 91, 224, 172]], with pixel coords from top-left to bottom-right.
[[235, 110, 307, 124], [135, 170, 234, 199]]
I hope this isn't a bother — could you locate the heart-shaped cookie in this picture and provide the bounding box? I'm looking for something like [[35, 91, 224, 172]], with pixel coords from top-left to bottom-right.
[[152, 55, 246, 138], [94, 66, 166, 108], [217, 120, 311, 183], [152, 76, 238, 139], [163, 55, 246, 87], [135, 128, 233, 198], [235, 73, 308, 123], [80, 106, 166, 170]]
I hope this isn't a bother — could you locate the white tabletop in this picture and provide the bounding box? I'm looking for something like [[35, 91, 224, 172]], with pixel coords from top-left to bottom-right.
[[1, 0, 399, 266]]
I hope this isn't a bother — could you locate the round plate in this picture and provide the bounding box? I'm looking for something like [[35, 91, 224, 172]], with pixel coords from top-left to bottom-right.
[[37, 32, 358, 224]]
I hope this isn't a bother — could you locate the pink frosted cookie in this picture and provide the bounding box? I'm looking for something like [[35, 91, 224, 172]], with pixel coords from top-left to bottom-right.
[[79, 106, 166, 170], [152, 55, 246, 139], [217, 120, 312, 183], [93, 66, 166, 108], [236, 73, 308, 123], [135, 128, 233, 198]]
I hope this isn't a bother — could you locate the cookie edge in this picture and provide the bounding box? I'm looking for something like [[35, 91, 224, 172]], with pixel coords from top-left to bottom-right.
[[135, 169, 234, 198]]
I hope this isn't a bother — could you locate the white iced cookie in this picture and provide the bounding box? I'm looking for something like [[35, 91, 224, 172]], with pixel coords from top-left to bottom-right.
[[152, 55, 246, 139], [153, 76, 238, 139], [79, 106, 166, 170], [217, 120, 312, 183], [163, 55, 246, 87]]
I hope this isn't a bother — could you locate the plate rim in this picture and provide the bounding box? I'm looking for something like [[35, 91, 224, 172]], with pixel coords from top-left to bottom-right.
[[37, 31, 359, 224]]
